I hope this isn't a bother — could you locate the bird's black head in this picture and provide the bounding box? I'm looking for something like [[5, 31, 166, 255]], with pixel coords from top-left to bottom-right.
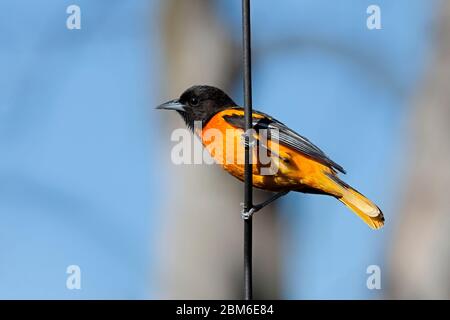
[[157, 85, 237, 129]]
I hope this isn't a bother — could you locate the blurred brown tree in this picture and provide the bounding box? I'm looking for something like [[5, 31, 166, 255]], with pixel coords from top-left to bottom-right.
[[389, 2, 450, 299], [156, 0, 282, 299]]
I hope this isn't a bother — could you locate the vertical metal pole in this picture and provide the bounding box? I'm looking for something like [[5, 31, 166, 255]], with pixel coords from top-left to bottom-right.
[[242, 0, 253, 301]]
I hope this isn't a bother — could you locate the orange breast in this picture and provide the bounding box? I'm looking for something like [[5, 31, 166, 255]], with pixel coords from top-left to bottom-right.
[[198, 109, 338, 193]]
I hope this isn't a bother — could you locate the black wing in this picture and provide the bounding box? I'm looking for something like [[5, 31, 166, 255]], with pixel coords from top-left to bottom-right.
[[222, 109, 346, 174]]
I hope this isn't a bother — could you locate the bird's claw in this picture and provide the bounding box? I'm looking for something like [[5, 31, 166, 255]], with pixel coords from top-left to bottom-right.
[[241, 205, 261, 220], [240, 133, 256, 148]]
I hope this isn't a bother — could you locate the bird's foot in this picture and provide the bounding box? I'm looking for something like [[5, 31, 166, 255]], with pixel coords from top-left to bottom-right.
[[240, 203, 262, 220], [240, 132, 256, 148], [240, 191, 289, 220]]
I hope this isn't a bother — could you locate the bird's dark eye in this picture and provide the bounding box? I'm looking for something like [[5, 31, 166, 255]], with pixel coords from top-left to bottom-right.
[[190, 97, 199, 107]]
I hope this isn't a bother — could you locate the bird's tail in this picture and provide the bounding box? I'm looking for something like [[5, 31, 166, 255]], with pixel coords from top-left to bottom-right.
[[326, 173, 384, 229]]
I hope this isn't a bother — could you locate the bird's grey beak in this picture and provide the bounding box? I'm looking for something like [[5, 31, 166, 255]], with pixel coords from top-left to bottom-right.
[[156, 99, 186, 112]]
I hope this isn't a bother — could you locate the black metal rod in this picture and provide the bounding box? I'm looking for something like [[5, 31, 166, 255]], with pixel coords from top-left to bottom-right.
[[242, 0, 253, 301]]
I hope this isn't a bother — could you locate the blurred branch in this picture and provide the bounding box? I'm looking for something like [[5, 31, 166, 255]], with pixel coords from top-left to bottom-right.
[[253, 36, 406, 97]]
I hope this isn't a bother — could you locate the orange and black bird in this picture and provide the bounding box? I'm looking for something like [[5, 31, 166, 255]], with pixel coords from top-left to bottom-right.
[[157, 85, 384, 229]]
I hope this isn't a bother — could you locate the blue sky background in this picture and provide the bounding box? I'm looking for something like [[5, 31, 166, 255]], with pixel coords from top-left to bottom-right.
[[0, 0, 435, 298], [0, 0, 159, 298]]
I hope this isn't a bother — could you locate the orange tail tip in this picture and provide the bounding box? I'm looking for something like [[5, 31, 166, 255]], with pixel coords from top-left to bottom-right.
[[338, 186, 384, 230], [325, 172, 384, 229]]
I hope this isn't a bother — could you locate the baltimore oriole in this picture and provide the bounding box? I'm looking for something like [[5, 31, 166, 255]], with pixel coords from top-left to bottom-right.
[[157, 85, 384, 229]]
